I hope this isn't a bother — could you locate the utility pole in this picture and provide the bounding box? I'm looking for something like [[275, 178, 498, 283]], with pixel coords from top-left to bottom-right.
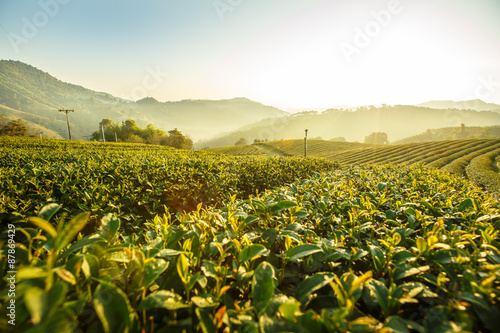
[[58, 109, 74, 140], [101, 122, 106, 143], [304, 129, 308, 157], [115, 132, 117, 143]]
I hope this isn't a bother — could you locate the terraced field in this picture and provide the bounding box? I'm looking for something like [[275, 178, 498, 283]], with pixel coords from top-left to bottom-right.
[[210, 139, 500, 193]]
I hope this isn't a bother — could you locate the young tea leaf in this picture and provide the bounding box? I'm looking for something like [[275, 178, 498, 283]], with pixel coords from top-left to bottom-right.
[[28, 217, 57, 239], [54, 212, 91, 252]]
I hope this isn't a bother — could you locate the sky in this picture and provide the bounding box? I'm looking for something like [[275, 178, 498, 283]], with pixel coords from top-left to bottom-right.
[[1, 0, 500, 111]]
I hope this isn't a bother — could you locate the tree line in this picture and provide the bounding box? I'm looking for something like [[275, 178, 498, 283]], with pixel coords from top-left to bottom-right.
[[91, 119, 193, 149]]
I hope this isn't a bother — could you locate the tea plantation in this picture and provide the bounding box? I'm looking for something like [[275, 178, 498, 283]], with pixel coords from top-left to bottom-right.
[[1, 137, 499, 332], [213, 139, 500, 194]]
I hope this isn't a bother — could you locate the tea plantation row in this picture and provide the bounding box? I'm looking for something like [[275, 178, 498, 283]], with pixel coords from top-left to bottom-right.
[[0, 137, 337, 230], [214, 139, 500, 194], [0, 137, 499, 332]]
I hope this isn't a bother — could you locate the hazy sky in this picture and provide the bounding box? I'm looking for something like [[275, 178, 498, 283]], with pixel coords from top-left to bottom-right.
[[1, 0, 500, 110]]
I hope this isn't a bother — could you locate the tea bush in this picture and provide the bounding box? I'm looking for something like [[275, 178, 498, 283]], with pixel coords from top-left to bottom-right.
[[1, 162, 499, 332]]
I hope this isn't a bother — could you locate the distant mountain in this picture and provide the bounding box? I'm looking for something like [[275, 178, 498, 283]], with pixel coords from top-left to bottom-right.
[[0, 60, 287, 140], [418, 99, 500, 112], [196, 105, 500, 148]]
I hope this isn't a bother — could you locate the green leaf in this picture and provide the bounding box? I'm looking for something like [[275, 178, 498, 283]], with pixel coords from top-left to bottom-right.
[[99, 213, 120, 241], [54, 268, 76, 285], [186, 272, 201, 292], [458, 198, 474, 212], [201, 260, 219, 279], [192, 295, 220, 308], [46, 282, 68, 319], [462, 291, 489, 309], [394, 265, 430, 281], [261, 228, 277, 248], [252, 261, 275, 313], [384, 316, 410, 333], [416, 237, 427, 254], [369, 245, 385, 273], [196, 308, 216, 333], [296, 273, 336, 303], [370, 279, 389, 316], [24, 287, 45, 324], [17, 267, 48, 280], [419, 201, 435, 213], [83, 254, 100, 280], [93, 283, 133, 333], [400, 282, 438, 298], [270, 201, 297, 213], [239, 244, 270, 263], [177, 253, 189, 285], [393, 250, 415, 265], [378, 182, 388, 191], [278, 302, 301, 322], [143, 258, 168, 287], [28, 217, 57, 239], [244, 216, 259, 227], [37, 308, 77, 333], [24, 282, 67, 325], [286, 244, 322, 261], [60, 236, 106, 258], [156, 249, 185, 257], [137, 290, 189, 311], [54, 212, 91, 252], [38, 203, 61, 221]]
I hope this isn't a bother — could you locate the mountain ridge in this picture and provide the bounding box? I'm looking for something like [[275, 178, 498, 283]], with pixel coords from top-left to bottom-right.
[[0, 60, 287, 140], [418, 99, 500, 112], [196, 105, 500, 148]]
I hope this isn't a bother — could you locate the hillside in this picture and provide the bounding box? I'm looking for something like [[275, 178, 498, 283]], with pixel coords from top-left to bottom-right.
[[208, 138, 500, 193], [418, 99, 500, 111], [393, 125, 500, 144], [197, 105, 500, 148], [0, 60, 287, 140]]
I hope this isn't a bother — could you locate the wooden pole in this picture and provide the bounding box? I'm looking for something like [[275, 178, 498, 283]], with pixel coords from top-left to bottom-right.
[[101, 122, 106, 143], [58, 109, 74, 140], [304, 129, 308, 157]]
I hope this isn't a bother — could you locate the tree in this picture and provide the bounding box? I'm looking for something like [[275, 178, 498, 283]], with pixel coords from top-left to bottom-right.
[[91, 118, 120, 142], [89, 118, 193, 149], [160, 128, 193, 150], [126, 134, 145, 143], [121, 119, 142, 141], [143, 124, 165, 145], [364, 132, 389, 144], [0, 119, 28, 136], [235, 138, 247, 145]]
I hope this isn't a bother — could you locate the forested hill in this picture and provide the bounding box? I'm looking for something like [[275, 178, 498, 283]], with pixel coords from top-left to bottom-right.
[[0, 60, 287, 140], [197, 105, 500, 148]]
